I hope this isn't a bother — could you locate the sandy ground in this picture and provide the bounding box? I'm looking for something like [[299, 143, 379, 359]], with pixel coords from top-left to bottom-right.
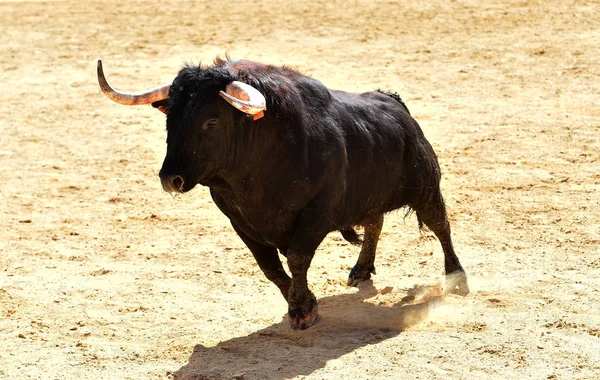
[[1, 0, 599, 379]]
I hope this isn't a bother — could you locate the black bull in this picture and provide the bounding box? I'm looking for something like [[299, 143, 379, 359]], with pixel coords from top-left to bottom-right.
[[97, 58, 469, 330]]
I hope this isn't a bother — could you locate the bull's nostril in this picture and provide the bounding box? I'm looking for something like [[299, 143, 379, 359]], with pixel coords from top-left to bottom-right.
[[172, 175, 184, 191], [159, 172, 185, 193]]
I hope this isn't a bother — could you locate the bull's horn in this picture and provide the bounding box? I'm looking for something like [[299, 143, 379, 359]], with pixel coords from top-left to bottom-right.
[[219, 81, 266, 115], [97, 60, 171, 105]]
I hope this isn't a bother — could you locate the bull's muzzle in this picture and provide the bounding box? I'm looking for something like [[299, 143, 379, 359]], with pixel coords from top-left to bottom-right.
[[160, 173, 185, 194]]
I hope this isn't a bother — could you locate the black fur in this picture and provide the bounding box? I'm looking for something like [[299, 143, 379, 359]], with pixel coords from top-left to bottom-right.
[[377, 89, 411, 115]]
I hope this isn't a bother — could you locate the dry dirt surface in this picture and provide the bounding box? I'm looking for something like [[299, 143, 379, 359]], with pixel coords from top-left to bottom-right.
[[1, 0, 599, 379]]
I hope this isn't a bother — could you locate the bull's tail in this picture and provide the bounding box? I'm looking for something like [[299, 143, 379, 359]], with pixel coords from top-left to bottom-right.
[[339, 227, 363, 246], [415, 211, 426, 231]]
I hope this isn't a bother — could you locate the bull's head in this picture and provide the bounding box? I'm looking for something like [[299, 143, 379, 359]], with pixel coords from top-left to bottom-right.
[[97, 60, 266, 193]]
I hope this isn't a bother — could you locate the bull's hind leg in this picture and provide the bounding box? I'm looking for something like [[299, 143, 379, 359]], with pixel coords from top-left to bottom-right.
[[414, 193, 470, 296], [347, 214, 384, 287]]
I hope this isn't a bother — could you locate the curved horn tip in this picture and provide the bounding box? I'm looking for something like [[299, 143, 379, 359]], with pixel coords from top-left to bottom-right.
[[96, 60, 172, 106], [97, 59, 111, 94]]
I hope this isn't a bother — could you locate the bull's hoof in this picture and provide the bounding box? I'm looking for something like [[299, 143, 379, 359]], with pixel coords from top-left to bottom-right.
[[347, 264, 376, 287], [288, 296, 318, 330], [444, 271, 470, 296]]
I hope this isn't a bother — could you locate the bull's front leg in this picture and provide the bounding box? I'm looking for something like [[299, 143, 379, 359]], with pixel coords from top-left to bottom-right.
[[286, 249, 318, 330], [285, 204, 333, 330], [231, 223, 291, 298]]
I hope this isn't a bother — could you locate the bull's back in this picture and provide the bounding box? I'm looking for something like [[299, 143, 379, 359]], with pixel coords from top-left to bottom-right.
[[330, 90, 439, 226]]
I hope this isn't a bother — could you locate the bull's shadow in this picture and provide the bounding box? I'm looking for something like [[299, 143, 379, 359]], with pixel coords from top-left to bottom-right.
[[173, 281, 446, 380]]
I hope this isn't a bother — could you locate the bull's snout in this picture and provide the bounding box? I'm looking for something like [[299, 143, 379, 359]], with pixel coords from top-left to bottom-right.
[[160, 173, 185, 193]]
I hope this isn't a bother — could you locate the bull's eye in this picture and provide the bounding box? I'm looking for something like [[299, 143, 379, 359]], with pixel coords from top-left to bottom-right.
[[203, 118, 219, 130]]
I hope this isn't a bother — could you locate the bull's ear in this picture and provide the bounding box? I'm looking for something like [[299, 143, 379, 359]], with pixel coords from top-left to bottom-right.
[[152, 99, 169, 115]]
